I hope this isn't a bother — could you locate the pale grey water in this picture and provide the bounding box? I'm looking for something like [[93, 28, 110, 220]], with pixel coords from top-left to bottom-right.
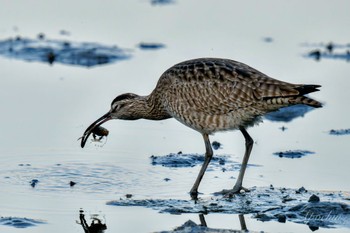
[[1, 0, 350, 232]]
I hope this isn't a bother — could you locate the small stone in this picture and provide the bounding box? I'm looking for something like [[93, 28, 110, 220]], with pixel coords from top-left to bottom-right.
[[282, 195, 295, 203], [37, 33, 45, 40], [308, 224, 319, 232], [279, 126, 287, 131], [270, 184, 274, 190], [69, 181, 76, 187], [30, 179, 39, 188], [277, 214, 286, 223], [296, 186, 307, 194], [125, 194, 132, 198], [212, 141, 222, 150], [255, 213, 274, 222], [308, 194, 320, 203], [164, 178, 171, 182]]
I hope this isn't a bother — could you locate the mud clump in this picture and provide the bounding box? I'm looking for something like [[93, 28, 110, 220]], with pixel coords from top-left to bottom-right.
[[30, 179, 39, 188], [273, 150, 314, 159], [0, 36, 131, 67], [309, 194, 320, 203], [138, 42, 165, 50], [0, 217, 45, 228], [108, 187, 350, 229], [150, 153, 229, 168], [329, 129, 350, 136], [211, 141, 222, 150]]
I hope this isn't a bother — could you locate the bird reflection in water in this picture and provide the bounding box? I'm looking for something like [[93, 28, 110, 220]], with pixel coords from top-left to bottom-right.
[[160, 214, 249, 232], [78, 209, 107, 233], [199, 214, 248, 231]]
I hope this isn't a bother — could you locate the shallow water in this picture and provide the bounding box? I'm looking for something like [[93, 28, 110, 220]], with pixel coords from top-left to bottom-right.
[[1, 0, 350, 232]]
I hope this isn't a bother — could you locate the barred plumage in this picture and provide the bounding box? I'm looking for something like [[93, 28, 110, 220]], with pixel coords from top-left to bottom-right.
[[81, 58, 322, 198]]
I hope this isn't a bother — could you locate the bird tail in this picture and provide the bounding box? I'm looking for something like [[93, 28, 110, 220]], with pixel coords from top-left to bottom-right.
[[294, 84, 321, 95], [289, 96, 323, 108], [292, 84, 322, 108], [263, 84, 322, 108]]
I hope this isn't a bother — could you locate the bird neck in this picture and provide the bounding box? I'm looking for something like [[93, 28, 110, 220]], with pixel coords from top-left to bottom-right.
[[144, 94, 172, 120], [123, 95, 171, 121]]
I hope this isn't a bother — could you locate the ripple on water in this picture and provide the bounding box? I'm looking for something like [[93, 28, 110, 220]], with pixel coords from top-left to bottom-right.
[[1, 161, 141, 195]]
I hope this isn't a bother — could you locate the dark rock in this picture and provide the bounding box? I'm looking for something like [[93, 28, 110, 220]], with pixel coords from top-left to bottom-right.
[[47, 51, 55, 64], [309, 194, 320, 203], [282, 195, 295, 203], [296, 186, 308, 194], [276, 214, 287, 223], [255, 213, 274, 222], [30, 179, 39, 188], [309, 50, 321, 61], [279, 126, 287, 131], [211, 141, 222, 150], [125, 194, 132, 198], [69, 181, 76, 187], [308, 224, 319, 231]]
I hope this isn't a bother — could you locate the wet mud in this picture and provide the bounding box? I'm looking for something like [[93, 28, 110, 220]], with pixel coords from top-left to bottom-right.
[[138, 42, 166, 50], [273, 150, 315, 159], [107, 187, 350, 229], [329, 129, 350, 136], [301, 42, 350, 62], [150, 152, 259, 172], [264, 105, 315, 123], [150, 153, 229, 168], [0, 217, 45, 228], [0, 36, 131, 67], [155, 218, 247, 233]]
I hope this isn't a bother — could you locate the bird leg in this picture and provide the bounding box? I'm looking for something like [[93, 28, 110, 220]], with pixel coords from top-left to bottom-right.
[[190, 133, 213, 199], [239, 214, 248, 231], [219, 127, 253, 197]]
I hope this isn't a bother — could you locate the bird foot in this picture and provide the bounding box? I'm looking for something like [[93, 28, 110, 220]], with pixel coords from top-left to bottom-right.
[[189, 188, 199, 199], [215, 186, 250, 198]]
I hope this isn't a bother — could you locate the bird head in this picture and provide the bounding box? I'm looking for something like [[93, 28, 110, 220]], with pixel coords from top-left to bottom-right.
[[80, 93, 141, 148]]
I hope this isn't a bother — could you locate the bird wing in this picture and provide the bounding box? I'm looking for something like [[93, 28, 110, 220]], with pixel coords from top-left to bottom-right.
[[160, 58, 304, 115]]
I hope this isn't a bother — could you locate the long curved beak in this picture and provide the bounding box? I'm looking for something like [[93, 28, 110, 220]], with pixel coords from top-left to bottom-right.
[[80, 112, 111, 148]]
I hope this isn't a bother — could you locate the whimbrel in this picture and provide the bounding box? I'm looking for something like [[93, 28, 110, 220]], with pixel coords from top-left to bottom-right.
[[80, 58, 322, 198]]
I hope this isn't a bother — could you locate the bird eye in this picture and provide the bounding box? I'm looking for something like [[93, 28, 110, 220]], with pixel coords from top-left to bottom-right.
[[114, 103, 125, 111]]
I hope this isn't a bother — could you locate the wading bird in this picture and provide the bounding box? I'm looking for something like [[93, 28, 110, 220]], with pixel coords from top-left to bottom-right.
[[80, 58, 322, 198]]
